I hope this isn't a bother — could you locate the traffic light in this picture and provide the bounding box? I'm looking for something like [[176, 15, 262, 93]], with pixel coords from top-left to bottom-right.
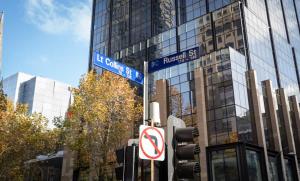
[[174, 127, 200, 179], [167, 115, 200, 180], [115, 145, 138, 181]]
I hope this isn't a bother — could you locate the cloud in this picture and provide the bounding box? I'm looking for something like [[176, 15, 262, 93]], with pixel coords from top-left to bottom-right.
[[40, 56, 48, 63], [25, 0, 92, 42]]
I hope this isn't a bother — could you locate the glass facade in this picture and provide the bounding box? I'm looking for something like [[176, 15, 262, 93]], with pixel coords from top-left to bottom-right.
[[263, 0, 300, 102], [90, 0, 300, 180], [90, 0, 244, 70], [149, 48, 252, 145]]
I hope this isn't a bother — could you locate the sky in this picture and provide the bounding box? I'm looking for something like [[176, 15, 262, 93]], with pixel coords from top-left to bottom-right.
[[0, 0, 93, 87]]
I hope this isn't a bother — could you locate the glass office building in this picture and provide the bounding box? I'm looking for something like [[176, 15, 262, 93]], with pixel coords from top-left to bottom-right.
[[89, 0, 300, 180], [3, 72, 72, 126]]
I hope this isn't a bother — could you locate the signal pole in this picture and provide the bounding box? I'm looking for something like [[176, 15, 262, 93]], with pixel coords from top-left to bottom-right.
[[149, 102, 160, 181], [143, 61, 149, 125], [151, 119, 154, 181]]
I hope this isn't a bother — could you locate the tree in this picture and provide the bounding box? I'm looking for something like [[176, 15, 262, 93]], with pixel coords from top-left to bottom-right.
[[66, 71, 142, 180], [0, 104, 60, 180], [0, 92, 62, 180]]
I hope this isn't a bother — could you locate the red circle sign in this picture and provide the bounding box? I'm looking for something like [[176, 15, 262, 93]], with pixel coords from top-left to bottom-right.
[[139, 127, 165, 160]]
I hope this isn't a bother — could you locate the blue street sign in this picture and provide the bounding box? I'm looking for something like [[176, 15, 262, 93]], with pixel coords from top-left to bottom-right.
[[148, 47, 200, 73], [93, 52, 144, 85]]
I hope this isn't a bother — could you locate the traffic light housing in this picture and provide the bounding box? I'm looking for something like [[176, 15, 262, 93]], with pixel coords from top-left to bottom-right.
[[174, 127, 200, 180], [167, 115, 200, 180], [115, 145, 138, 181]]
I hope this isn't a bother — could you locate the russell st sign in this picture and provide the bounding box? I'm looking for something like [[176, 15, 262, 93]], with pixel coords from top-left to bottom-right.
[[148, 47, 200, 73]]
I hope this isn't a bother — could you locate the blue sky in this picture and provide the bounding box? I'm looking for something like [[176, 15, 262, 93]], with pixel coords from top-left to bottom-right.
[[1, 0, 92, 87]]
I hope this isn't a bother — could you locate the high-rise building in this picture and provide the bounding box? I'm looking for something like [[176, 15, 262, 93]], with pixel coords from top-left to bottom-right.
[[0, 12, 3, 77], [3, 72, 72, 123], [89, 1, 300, 180]]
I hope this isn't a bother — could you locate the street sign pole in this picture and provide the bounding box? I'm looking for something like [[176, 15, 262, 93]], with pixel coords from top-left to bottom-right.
[[132, 145, 136, 181], [122, 146, 126, 181], [140, 102, 163, 181], [151, 119, 154, 181], [143, 61, 149, 125]]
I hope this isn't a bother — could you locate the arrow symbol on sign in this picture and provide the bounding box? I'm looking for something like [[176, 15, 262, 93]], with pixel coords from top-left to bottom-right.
[[144, 132, 159, 155]]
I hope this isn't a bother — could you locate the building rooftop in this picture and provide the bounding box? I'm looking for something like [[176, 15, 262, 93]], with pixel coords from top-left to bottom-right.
[[4, 72, 72, 88]]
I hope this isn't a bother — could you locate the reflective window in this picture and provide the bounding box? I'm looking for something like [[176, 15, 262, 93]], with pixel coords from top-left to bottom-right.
[[266, 0, 288, 40], [211, 148, 239, 181], [246, 150, 263, 181], [208, 0, 238, 12], [282, 0, 300, 49], [92, 0, 110, 56], [285, 158, 295, 181], [268, 156, 280, 181], [247, 0, 267, 23], [131, 0, 151, 44], [244, 7, 278, 89], [178, 0, 207, 24], [111, 0, 130, 52], [153, 0, 176, 35]]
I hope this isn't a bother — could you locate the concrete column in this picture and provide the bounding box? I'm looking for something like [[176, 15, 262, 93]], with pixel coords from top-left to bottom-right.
[[264, 80, 287, 181], [290, 95, 300, 156], [289, 95, 300, 177], [61, 146, 74, 181], [263, 81, 282, 151], [278, 89, 296, 153], [247, 70, 267, 147], [278, 88, 300, 180], [246, 70, 270, 181], [155, 79, 169, 128], [194, 67, 208, 181]]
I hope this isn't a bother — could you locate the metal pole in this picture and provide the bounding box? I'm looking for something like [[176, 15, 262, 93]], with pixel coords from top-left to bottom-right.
[[123, 146, 126, 181], [143, 61, 149, 125], [151, 120, 154, 181], [132, 145, 136, 181]]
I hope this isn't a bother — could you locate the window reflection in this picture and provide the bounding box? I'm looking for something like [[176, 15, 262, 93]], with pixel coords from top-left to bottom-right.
[[268, 156, 280, 181], [246, 150, 262, 181], [211, 148, 239, 181], [285, 158, 295, 181]]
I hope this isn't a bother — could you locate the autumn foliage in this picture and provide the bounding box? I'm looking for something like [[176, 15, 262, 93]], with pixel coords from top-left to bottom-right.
[[66, 71, 143, 180], [0, 89, 61, 180], [0, 71, 142, 180]]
